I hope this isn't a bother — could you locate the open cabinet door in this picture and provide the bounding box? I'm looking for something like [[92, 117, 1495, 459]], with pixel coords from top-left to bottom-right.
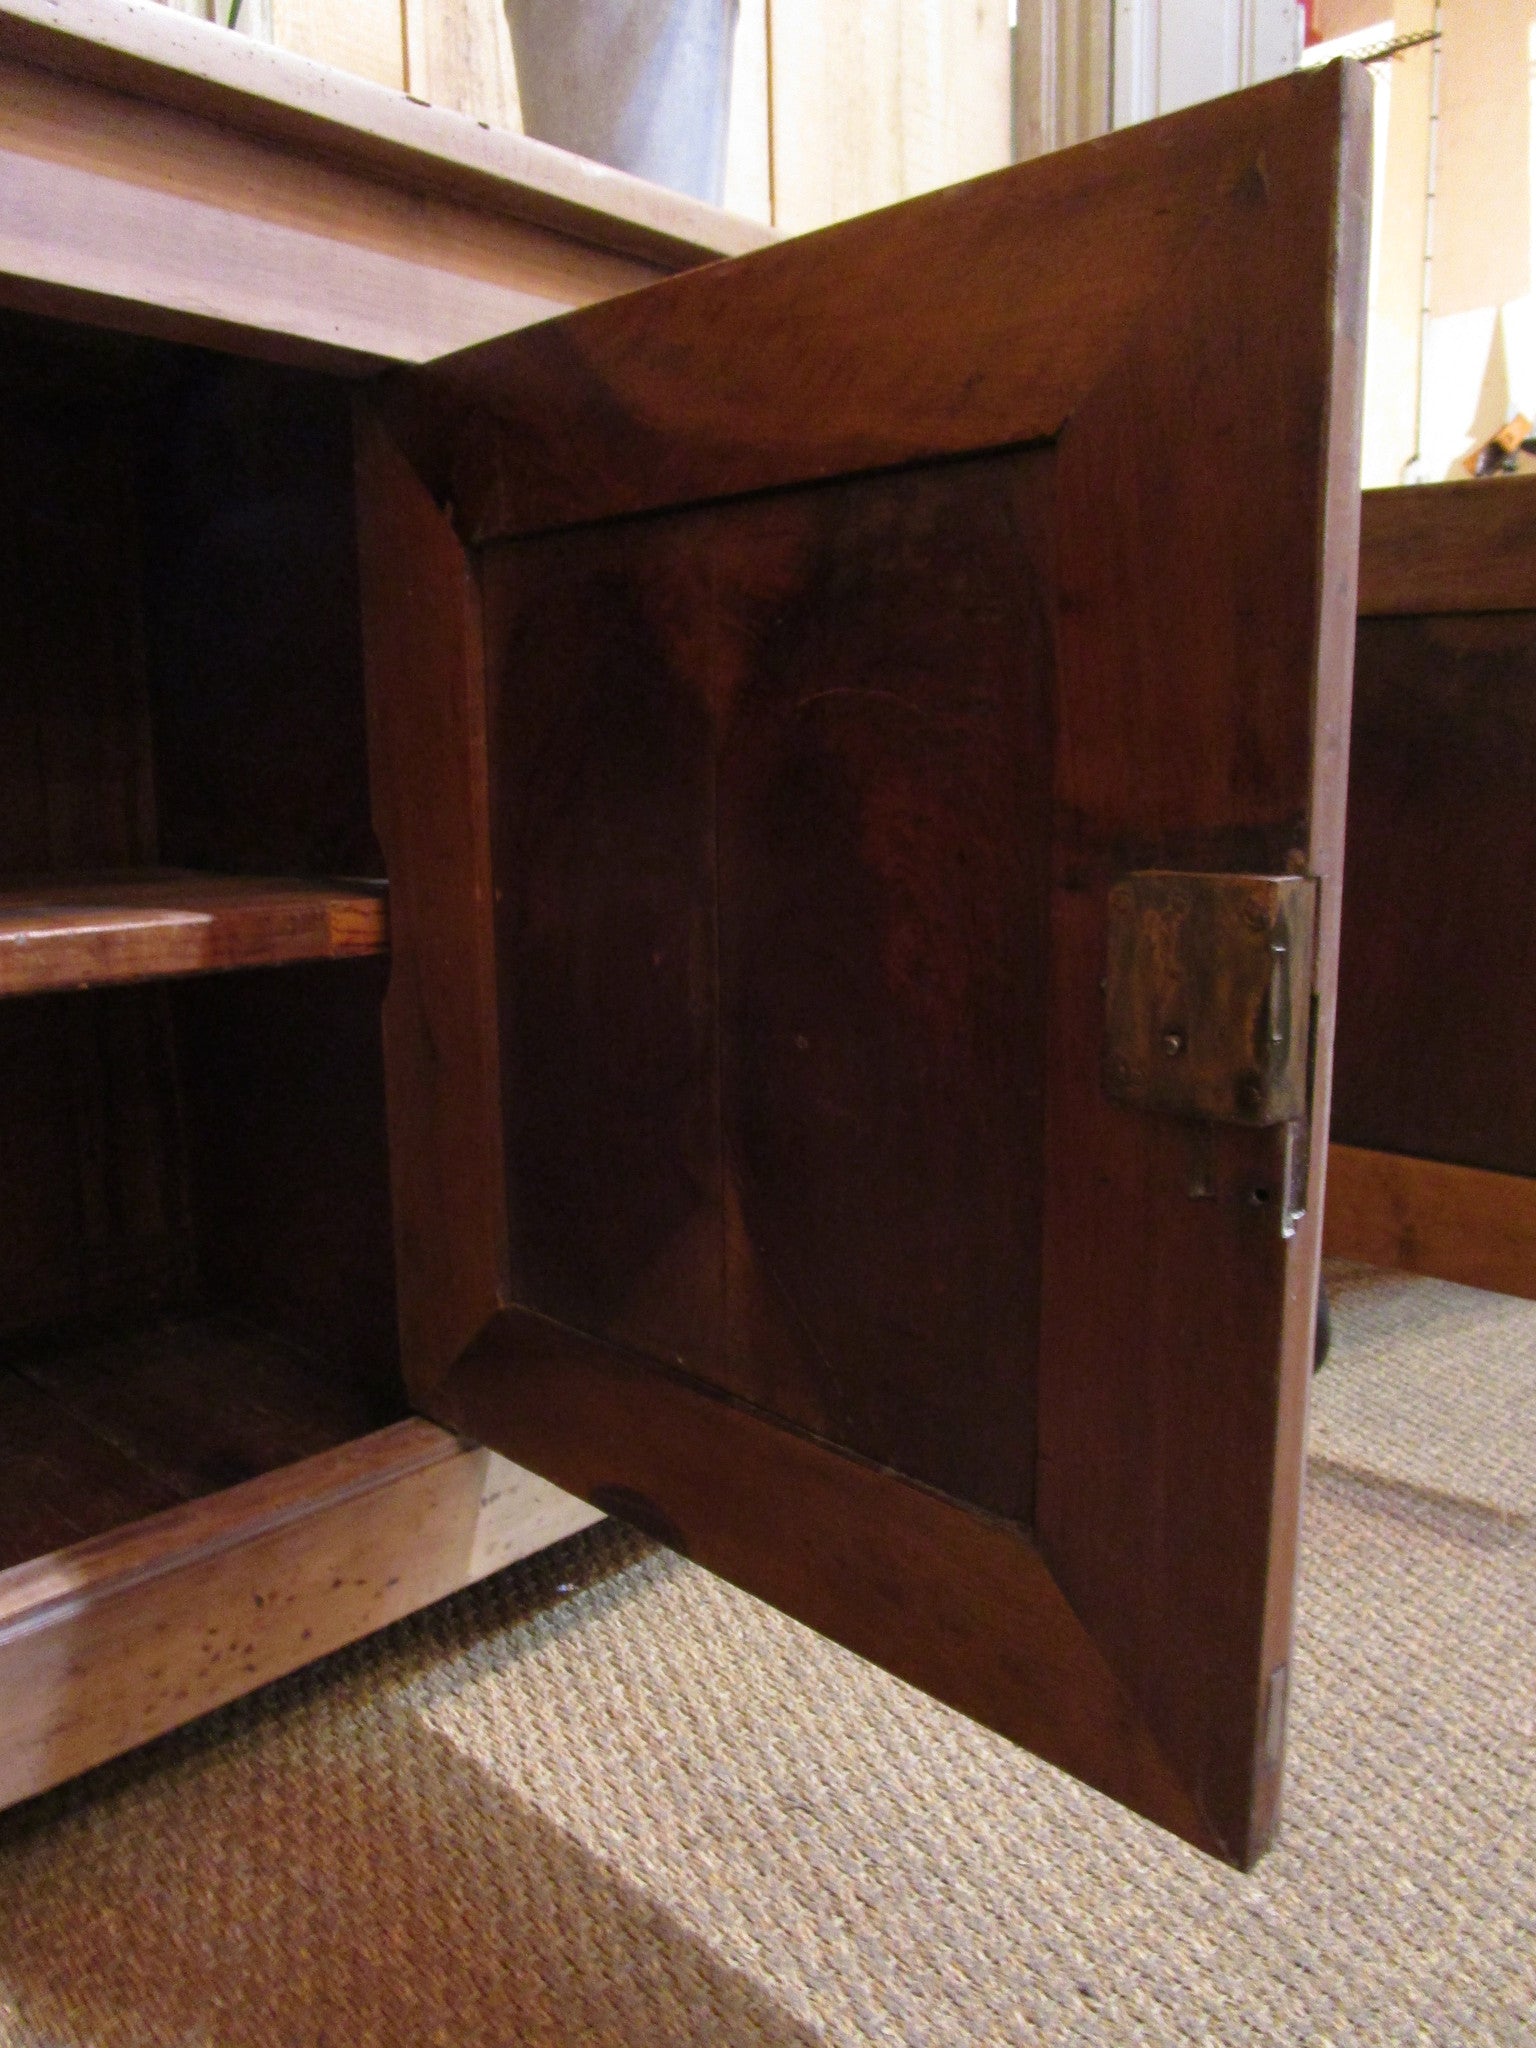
[[356, 63, 1369, 1868]]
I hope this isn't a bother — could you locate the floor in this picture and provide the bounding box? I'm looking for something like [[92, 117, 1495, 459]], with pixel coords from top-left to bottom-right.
[[0, 1260, 1531, 2045]]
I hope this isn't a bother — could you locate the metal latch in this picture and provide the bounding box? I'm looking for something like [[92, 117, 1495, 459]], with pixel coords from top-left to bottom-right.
[[1103, 871, 1318, 1126]]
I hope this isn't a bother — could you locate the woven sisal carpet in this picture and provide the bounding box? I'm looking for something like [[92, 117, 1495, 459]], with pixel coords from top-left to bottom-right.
[[0, 1261, 1532, 2045]]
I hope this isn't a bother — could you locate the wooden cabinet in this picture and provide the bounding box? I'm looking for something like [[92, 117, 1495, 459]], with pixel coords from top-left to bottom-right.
[[0, 0, 762, 1814], [0, 1, 1369, 1871], [1327, 476, 1536, 1299]]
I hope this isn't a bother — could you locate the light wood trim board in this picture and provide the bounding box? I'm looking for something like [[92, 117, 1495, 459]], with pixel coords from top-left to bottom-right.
[[1325, 1143, 1536, 1301], [0, 1418, 600, 1811], [0, 0, 773, 369], [0, 872, 387, 997]]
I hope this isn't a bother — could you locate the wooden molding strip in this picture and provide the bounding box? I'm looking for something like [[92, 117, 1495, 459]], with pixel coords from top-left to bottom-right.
[[0, 49, 674, 371], [0, 0, 772, 273], [1359, 475, 1536, 616], [1324, 1143, 1536, 1300], [0, 1417, 599, 1812], [0, 872, 387, 998]]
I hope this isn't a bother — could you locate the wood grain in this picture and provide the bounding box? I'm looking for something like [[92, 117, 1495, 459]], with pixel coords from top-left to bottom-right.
[[355, 405, 507, 1404], [3, 1311, 401, 1538], [0, 873, 386, 997], [1332, 609, 1536, 1178], [173, 959, 401, 1395], [0, 1368, 183, 1571], [0, 1417, 598, 1812], [767, 0, 1011, 233], [1324, 1144, 1536, 1299], [0, 54, 671, 374], [269, 0, 404, 92], [1359, 476, 1536, 616], [477, 454, 1055, 1513], [445, 1308, 1222, 1855], [0, 0, 768, 276], [0, 340, 191, 1334], [1037, 56, 1371, 1867], [376, 71, 1356, 544], [365, 64, 1370, 1866], [402, 0, 521, 134]]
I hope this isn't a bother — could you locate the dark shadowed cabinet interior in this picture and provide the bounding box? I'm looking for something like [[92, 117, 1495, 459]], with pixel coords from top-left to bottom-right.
[[0, 0, 1368, 1875], [1327, 476, 1536, 1300]]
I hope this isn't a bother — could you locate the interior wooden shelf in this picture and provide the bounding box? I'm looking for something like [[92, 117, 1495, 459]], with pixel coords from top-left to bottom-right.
[[0, 871, 388, 997], [0, 1312, 408, 1573]]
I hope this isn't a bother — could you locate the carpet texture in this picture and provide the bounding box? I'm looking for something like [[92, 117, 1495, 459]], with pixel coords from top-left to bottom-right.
[[0, 1260, 1531, 2045]]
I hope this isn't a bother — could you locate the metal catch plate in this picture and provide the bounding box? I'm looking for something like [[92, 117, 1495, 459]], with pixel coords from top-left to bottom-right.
[[1103, 871, 1318, 1127]]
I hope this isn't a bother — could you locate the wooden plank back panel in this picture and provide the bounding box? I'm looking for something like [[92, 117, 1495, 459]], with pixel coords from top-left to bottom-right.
[[0, 338, 191, 1333]]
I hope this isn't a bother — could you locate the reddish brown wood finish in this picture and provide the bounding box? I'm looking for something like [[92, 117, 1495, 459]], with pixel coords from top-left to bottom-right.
[[0, 872, 386, 997], [355, 408, 507, 1394], [1335, 517, 1536, 1182], [478, 455, 1054, 1514], [1359, 473, 1536, 616], [360, 64, 1371, 1865]]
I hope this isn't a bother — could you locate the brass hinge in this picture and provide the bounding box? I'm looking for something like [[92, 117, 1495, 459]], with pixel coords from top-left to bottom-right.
[[1103, 871, 1319, 1127]]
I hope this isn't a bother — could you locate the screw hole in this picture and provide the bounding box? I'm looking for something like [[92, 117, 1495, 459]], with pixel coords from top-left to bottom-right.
[[1249, 1185, 1272, 1206]]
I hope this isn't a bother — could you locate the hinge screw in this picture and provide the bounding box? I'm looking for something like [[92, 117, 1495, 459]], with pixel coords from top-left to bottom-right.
[[1161, 1029, 1186, 1058]]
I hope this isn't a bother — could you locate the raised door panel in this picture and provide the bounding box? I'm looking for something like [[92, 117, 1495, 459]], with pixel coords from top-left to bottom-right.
[[358, 64, 1371, 1867]]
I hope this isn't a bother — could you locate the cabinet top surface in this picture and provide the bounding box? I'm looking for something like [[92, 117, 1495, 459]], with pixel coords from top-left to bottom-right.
[[0, 0, 774, 274]]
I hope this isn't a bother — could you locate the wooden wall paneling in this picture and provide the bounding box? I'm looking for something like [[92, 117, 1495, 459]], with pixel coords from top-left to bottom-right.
[[403, 0, 521, 131], [0, 1419, 599, 1811], [367, 66, 1370, 1865], [268, 0, 404, 92], [173, 960, 403, 1396], [0, 342, 193, 1334], [1013, 0, 1113, 162], [768, 0, 1012, 232], [1312, 0, 1391, 35]]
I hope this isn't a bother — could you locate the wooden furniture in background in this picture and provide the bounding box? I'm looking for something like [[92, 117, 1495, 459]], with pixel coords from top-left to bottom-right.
[[1327, 473, 1536, 1301], [0, 0, 756, 1815], [360, 62, 1369, 1869]]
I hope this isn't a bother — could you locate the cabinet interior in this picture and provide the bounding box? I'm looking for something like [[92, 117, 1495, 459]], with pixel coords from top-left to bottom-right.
[[0, 307, 407, 1571]]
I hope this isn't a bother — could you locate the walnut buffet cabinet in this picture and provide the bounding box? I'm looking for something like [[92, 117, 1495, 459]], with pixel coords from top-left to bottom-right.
[[0, 0, 1369, 1871]]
